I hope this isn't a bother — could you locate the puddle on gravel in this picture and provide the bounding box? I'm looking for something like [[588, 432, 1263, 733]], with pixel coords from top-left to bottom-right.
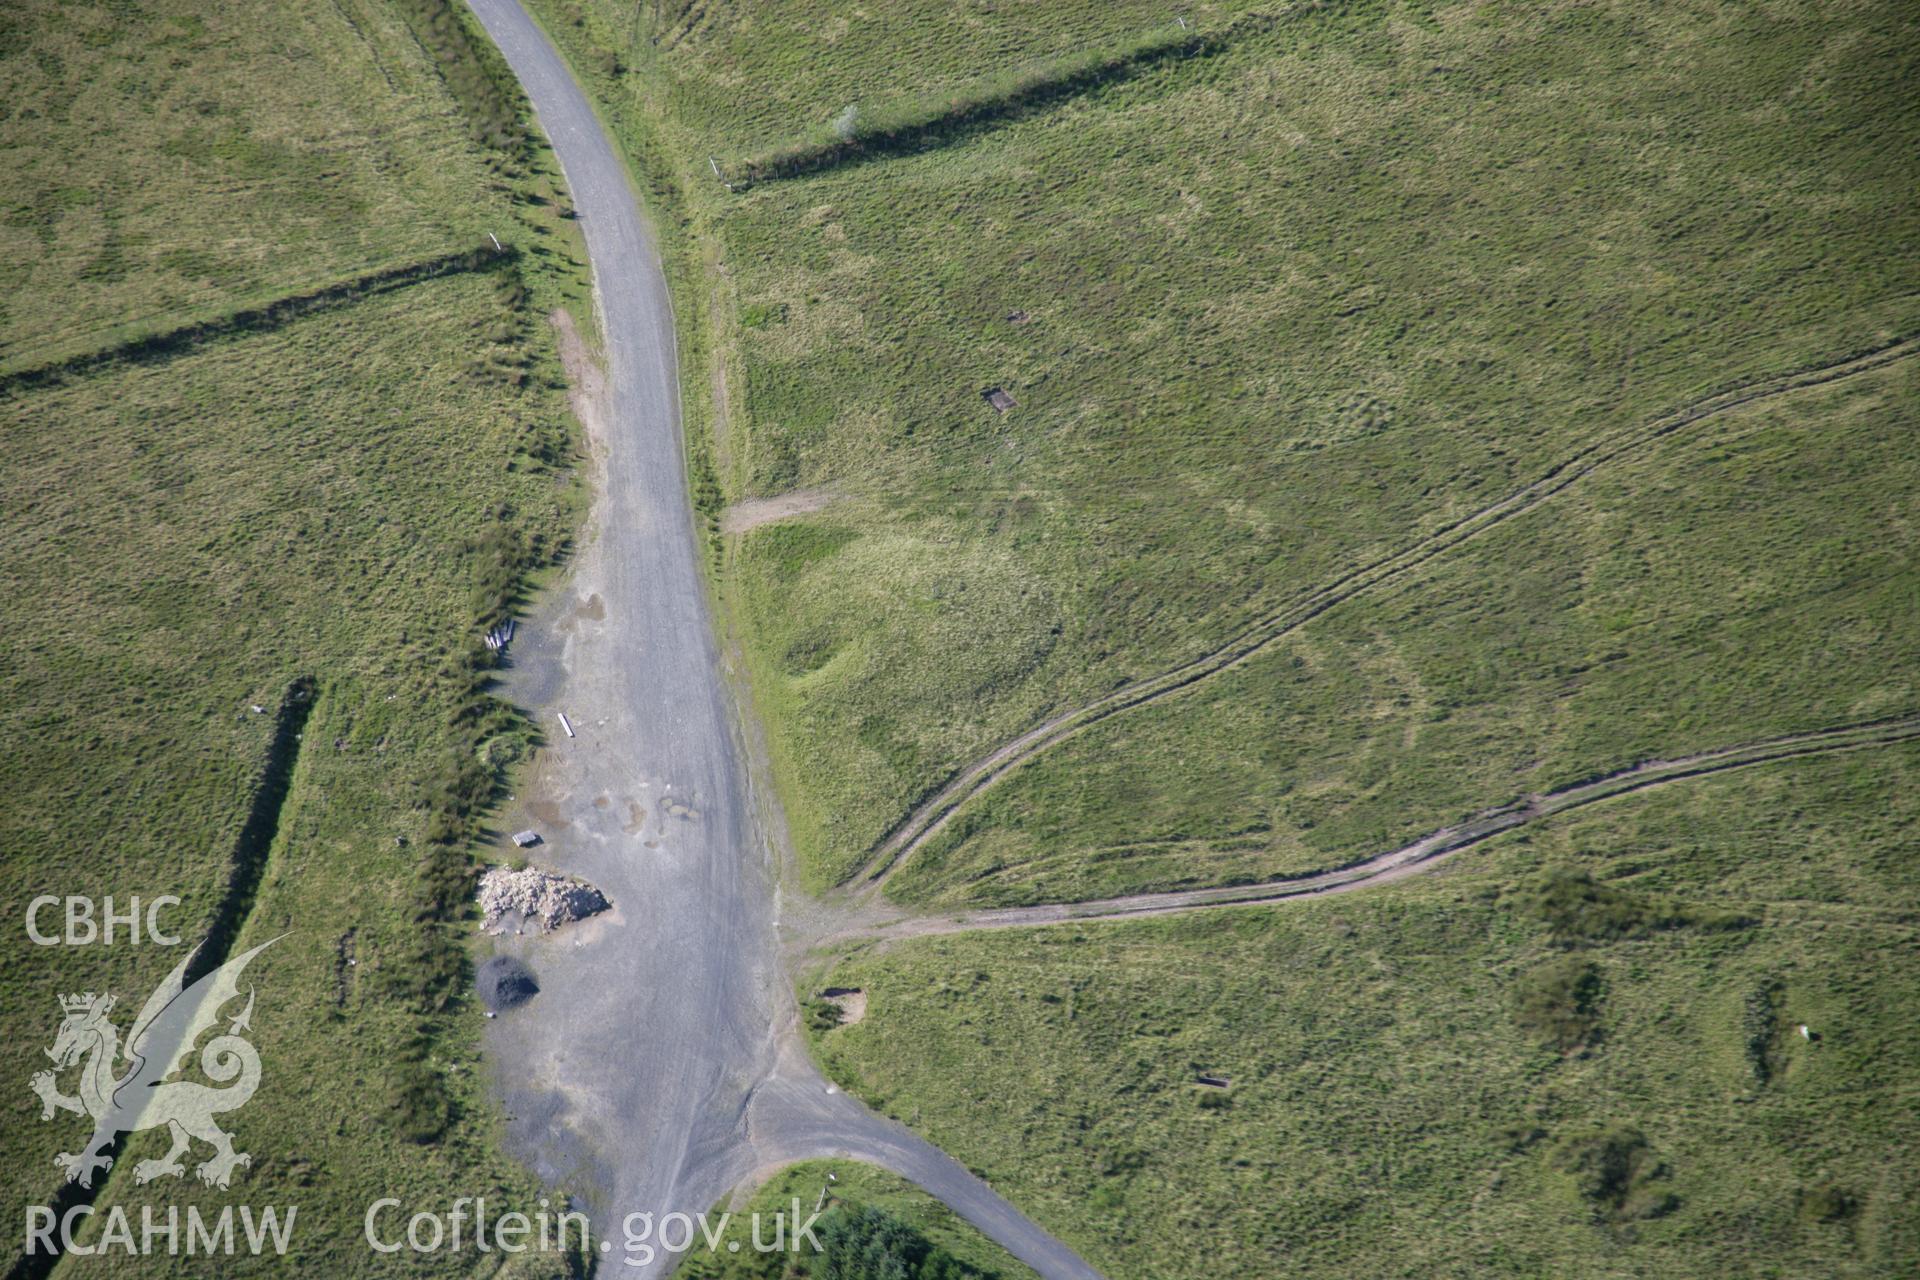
[[527, 798, 571, 829]]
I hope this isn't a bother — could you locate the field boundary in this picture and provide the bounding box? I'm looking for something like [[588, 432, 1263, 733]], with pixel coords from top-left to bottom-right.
[[5, 678, 316, 1280], [393, 0, 531, 164], [730, 5, 1308, 186], [0, 245, 518, 393], [852, 333, 1920, 892]]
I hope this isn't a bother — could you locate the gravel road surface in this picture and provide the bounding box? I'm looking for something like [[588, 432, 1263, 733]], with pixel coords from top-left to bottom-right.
[[462, 3, 1104, 1276]]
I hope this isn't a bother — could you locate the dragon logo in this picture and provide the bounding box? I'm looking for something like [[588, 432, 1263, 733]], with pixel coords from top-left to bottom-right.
[[29, 937, 280, 1190]]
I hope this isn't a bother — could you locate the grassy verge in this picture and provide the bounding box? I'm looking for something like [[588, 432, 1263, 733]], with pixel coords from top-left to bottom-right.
[[525, 1, 734, 544], [392, 0, 532, 162], [810, 744, 1920, 1278]]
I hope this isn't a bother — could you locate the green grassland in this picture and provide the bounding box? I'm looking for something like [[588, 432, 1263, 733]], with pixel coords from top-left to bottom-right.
[[544, 0, 1920, 891], [891, 348, 1920, 905], [0, 0, 595, 1271], [0, 269, 582, 1274], [0, 0, 537, 374], [809, 742, 1920, 1278], [679, 1160, 1040, 1279], [517, 6, 1920, 1276]]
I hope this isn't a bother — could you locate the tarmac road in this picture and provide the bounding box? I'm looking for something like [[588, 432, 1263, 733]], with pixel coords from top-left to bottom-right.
[[462, 3, 1104, 1277]]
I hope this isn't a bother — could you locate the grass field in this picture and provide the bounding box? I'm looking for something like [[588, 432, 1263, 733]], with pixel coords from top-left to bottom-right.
[[9, 0, 1909, 1274], [0, 0, 596, 1271], [0, 0, 537, 374], [0, 267, 586, 1274], [518, 3, 1920, 1277], [810, 743, 1920, 1278], [643, 0, 1268, 162], [539, 0, 1920, 893], [890, 349, 1920, 905]]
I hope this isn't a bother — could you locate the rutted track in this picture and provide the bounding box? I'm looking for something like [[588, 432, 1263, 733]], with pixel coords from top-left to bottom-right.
[[854, 335, 1920, 891], [840, 715, 1920, 942]]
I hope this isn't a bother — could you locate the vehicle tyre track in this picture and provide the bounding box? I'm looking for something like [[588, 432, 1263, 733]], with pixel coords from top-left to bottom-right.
[[838, 714, 1920, 941], [853, 336, 1920, 891]]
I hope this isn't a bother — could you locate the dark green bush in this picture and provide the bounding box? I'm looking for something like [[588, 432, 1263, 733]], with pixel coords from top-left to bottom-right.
[[1742, 980, 1786, 1086], [1797, 1183, 1856, 1223], [1553, 1126, 1679, 1224], [809, 1204, 997, 1280], [805, 998, 845, 1033], [390, 1029, 453, 1144], [1512, 954, 1604, 1052], [393, 0, 529, 165], [1524, 868, 1752, 946]]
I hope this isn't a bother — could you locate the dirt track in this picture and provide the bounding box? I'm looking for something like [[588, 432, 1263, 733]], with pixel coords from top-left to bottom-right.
[[851, 335, 1920, 891], [719, 488, 840, 533], [832, 715, 1920, 943]]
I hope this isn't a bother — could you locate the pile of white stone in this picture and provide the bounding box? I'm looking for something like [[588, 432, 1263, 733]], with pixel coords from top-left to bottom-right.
[[477, 865, 610, 934]]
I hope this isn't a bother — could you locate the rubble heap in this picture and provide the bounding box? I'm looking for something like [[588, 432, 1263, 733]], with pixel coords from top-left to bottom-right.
[[477, 864, 611, 933]]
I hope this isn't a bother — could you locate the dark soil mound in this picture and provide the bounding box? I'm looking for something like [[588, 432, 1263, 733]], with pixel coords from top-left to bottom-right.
[[477, 954, 539, 1011]]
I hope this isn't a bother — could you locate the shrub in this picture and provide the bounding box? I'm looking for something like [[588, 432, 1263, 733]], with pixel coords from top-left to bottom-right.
[[1552, 1126, 1679, 1224], [390, 1029, 453, 1144], [809, 1203, 998, 1280], [1797, 1183, 1856, 1223], [805, 998, 845, 1033], [1512, 954, 1604, 1052], [393, 0, 529, 165], [1524, 869, 1752, 947], [1742, 980, 1786, 1086]]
